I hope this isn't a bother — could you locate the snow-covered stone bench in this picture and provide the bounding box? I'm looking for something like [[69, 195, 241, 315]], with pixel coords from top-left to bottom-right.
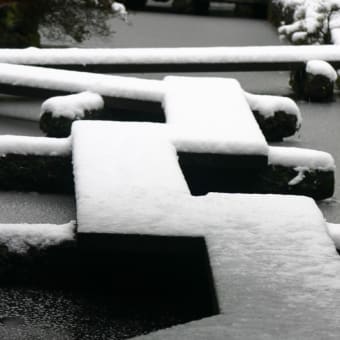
[[70, 120, 340, 340]]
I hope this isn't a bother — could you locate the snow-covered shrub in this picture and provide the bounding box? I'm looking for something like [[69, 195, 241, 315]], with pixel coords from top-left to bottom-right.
[[290, 60, 337, 101], [0, 222, 75, 254], [253, 146, 335, 200], [244, 92, 302, 141], [271, 0, 340, 44], [0, 136, 73, 193], [40, 92, 104, 137]]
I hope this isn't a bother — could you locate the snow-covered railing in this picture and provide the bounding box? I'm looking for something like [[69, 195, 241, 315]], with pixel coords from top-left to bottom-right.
[[2, 46, 340, 72]]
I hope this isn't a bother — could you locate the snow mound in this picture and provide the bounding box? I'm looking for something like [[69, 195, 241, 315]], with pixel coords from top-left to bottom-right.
[[41, 91, 104, 119], [0, 221, 75, 253], [0, 135, 71, 156]]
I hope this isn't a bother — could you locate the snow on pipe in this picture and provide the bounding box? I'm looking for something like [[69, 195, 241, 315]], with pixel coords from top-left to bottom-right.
[[1, 45, 340, 64]]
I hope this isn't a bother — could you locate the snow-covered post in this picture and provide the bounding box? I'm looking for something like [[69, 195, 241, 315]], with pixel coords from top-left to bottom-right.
[[290, 60, 337, 102]]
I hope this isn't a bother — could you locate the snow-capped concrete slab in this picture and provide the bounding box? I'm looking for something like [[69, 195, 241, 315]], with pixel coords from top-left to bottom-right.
[[163, 76, 268, 156], [72, 121, 340, 339]]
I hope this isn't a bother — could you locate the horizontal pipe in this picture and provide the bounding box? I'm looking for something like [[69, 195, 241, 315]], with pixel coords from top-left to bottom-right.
[[0, 46, 340, 73]]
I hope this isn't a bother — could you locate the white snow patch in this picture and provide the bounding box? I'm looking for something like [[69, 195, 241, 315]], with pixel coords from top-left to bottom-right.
[[269, 146, 335, 170], [0, 221, 75, 253], [275, 0, 339, 45], [306, 60, 338, 81], [0, 135, 71, 156], [41, 91, 104, 119], [288, 166, 308, 185], [330, 10, 340, 44], [163, 76, 268, 155], [244, 92, 302, 127], [327, 222, 340, 249]]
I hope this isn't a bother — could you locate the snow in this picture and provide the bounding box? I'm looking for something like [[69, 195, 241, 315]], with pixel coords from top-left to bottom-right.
[[0, 135, 71, 156], [111, 1, 128, 22], [1, 45, 340, 65], [72, 121, 190, 233], [0, 63, 164, 102], [73, 121, 334, 235], [291, 31, 308, 43], [0, 221, 75, 253], [244, 91, 302, 126], [327, 223, 340, 249], [306, 60, 338, 81], [71, 121, 340, 339], [330, 10, 340, 44], [276, 0, 340, 44], [41, 91, 104, 119], [268, 146, 335, 171], [163, 76, 268, 155], [287, 166, 307, 185]]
